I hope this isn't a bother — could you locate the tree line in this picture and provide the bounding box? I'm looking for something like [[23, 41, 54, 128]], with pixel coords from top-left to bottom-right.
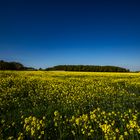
[[46, 65, 130, 72], [0, 60, 130, 72], [0, 60, 35, 70]]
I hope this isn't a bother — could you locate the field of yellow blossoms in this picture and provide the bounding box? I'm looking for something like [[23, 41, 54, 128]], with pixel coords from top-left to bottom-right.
[[0, 71, 140, 140]]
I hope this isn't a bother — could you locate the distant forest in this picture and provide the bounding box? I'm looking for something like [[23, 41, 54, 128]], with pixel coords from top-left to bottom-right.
[[0, 60, 35, 70], [46, 65, 130, 72], [0, 60, 130, 72]]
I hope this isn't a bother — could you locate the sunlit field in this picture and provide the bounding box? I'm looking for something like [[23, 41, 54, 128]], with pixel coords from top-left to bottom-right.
[[0, 71, 140, 140]]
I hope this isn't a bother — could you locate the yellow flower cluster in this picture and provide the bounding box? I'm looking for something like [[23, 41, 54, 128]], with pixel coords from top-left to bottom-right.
[[22, 116, 46, 139]]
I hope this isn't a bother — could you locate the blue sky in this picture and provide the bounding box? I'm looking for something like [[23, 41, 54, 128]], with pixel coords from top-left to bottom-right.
[[0, 0, 140, 70]]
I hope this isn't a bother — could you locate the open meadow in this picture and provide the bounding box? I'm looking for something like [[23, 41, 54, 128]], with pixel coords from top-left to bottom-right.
[[0, 71, 140, 140]]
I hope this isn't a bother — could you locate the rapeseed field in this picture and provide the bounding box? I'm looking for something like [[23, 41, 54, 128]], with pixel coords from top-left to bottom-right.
[[0, 71, 140, 140]]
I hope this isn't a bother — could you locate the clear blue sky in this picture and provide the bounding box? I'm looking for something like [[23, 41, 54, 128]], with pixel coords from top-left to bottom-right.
[[0, 0, 140, 71]]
